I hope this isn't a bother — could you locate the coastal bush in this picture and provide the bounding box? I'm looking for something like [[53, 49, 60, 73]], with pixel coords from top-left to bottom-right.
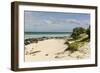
[[71, 27, 86, 39], [79, 37, 89, 42], [65, 42, 79, 53], [64, 41, 70, 45]]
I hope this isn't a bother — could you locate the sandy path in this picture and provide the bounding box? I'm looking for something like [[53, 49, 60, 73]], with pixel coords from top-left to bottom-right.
[[25, 39, 67, 62]]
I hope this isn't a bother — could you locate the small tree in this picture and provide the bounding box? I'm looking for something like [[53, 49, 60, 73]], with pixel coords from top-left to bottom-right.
[[71, 27, 85, 39]]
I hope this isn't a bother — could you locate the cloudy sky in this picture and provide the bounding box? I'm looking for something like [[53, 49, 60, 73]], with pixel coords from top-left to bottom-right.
[[24, 11, 90, 32]]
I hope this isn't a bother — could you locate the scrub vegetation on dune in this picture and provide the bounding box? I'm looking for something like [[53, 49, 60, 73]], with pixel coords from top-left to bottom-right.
[[64, 27, 90, 53]]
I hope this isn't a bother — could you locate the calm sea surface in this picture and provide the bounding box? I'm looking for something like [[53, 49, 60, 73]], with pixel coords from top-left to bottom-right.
[[24, 32, 72, 39]]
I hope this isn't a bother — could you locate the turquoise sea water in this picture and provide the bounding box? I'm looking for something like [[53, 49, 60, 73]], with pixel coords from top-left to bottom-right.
[[24, 32, 72, 39]]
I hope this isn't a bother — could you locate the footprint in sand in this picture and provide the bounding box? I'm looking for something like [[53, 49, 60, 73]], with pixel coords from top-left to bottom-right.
[[45, 54, 49, 56]]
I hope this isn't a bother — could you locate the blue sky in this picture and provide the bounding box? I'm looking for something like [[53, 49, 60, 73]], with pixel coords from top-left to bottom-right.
[[24, 11, 90, 32]]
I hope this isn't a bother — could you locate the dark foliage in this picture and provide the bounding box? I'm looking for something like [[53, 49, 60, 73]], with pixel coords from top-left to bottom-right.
[[71, 27, 86, 39]]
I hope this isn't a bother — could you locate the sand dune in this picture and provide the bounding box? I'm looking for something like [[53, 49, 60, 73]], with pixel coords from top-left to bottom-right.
[[25, 39, 90, 62]]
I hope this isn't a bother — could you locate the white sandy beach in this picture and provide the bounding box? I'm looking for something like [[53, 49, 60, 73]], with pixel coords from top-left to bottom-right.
[[25, 39, 90, 62]]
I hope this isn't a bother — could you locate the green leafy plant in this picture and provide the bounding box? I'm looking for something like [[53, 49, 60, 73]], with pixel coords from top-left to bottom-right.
[[71, 27, 86, 39], [65, 42, 79, 53], [64, 41, 70, 45]]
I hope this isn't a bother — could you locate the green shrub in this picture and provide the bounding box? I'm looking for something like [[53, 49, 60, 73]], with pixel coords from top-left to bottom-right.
[[67, 42, 79, 52], [64, 41, 70, 45], [71, 27, 86, 39], [79, 37, 89, 42]]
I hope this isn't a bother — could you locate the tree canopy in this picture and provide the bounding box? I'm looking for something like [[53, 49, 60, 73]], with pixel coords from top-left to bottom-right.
[[71, 27, 86, 39]]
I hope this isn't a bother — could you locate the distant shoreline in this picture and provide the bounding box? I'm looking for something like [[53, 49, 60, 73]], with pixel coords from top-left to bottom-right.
[[24, 36, 69, 45], [24, 32, 71, 40]]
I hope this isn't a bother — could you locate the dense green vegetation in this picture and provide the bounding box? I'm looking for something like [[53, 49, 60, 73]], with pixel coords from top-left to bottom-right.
[[71, 27, 86, 39], [65, 26, 90, 53], [66, 42, 79, 53]]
